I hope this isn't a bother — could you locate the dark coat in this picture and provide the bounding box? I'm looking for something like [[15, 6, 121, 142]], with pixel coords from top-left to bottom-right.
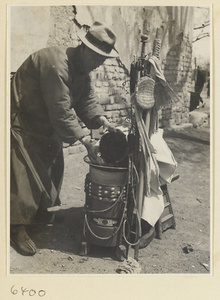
[[11, 46, 105, 224]]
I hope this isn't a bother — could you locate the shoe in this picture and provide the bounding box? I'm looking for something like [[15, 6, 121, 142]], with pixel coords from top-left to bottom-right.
[[139, 227, 156, 249], [10, 225, 36, 256]]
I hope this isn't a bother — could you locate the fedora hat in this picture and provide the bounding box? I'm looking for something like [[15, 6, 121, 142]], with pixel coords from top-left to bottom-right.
[[77, 21, 119, 58]]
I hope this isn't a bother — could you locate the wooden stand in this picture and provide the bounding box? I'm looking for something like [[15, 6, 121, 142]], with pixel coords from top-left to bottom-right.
[[155, 175, 179, 239]]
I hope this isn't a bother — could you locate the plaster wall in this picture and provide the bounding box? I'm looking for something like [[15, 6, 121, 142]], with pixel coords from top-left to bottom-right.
[[10, 6, 50, 71]]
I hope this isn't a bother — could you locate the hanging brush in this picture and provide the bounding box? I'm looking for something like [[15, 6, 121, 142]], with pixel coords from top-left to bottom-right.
[[153, 38, 161, 58], [152, 28, 161, 59]]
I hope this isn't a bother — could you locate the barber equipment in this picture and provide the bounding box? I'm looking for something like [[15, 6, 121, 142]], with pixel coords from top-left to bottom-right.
[[129, 28, 178, 261], [79, 153, 130, 260], [80, 28, 178, 262]]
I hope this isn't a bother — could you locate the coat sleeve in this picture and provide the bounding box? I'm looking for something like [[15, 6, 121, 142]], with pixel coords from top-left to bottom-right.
[[74, 75, 106, 129], [35, 48, 86, 144]]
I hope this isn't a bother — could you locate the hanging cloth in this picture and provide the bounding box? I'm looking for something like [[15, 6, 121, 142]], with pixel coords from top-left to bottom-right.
[[148, 56, 180, 109]]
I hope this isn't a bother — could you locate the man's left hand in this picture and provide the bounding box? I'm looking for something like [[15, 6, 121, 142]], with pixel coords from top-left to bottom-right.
[[96, 116, 117, 133]]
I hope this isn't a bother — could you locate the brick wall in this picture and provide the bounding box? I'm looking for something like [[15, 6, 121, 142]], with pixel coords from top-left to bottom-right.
[[47, 6, 195, 133], [160, 34, 193, 127], [90, 58, 130, 124], [11, 6, 195, 135], [12, 6, 193, 132]]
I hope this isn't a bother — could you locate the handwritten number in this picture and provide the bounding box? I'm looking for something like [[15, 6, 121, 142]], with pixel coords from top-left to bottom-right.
[[21, 287, 29, 295], [11, 285, 18, 295], [29, 289, 36, 296], [10, 285, 46, 297], [38, 290, 46, 297]]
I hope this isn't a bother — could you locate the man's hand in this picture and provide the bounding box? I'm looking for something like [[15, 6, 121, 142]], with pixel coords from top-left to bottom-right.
[[96, 116, 117, 133], [79, 136, 104, 165]]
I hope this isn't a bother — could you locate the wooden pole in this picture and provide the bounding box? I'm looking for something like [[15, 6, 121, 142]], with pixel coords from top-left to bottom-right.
[[134, 34, 149, 261]]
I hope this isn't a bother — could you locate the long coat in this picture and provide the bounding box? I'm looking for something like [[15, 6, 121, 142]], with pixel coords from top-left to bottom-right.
[[11, 46, 104, 224]]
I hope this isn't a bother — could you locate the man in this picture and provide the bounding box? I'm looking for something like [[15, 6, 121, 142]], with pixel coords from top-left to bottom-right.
[[10, 21, 118, 256], [195, 66, 206, 108]]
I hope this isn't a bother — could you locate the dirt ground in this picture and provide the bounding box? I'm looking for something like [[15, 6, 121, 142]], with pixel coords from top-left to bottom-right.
[[10, 101, 211, 275]]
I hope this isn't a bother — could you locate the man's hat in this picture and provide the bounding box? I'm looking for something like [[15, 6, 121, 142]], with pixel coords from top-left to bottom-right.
[[77, 21, 118, 58]]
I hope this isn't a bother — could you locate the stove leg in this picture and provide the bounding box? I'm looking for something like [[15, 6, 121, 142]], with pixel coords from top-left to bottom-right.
[[115, 244, 127, 262], [79, 239, 91, 256]]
